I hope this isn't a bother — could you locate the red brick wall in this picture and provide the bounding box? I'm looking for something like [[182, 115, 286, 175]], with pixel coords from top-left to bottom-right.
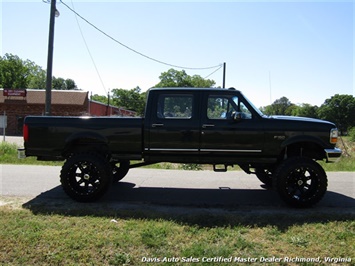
[[0, 100, 89, 136]]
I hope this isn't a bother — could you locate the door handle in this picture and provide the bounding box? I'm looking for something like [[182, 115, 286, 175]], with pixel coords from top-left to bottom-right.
[[202, 124, 215, 128], [152, 123, 164, 128]]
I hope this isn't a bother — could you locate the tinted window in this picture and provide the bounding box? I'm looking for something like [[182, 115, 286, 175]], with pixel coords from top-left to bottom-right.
[[157, 94, 193, 119]]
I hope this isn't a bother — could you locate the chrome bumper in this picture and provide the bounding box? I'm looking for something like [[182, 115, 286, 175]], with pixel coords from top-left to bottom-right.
[[324, 148, 342, 162]]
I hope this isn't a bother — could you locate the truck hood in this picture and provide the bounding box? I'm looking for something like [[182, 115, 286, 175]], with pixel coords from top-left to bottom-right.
[[269, 115, 334, 126]]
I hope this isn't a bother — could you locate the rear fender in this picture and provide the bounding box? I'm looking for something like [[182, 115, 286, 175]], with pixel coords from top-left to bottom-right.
[[64, 132, 109, 157]]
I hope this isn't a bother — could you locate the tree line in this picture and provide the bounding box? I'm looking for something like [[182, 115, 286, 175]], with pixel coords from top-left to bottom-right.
[[0, 53, 77, 90], [261, 95, 355, 134], [1, 54, 354, 134]]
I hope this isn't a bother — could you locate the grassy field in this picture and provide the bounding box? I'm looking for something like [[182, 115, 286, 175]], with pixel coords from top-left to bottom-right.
[[0, 198, 354, 266], [0, 138, 354, 265], [1, 137, 354, 171]]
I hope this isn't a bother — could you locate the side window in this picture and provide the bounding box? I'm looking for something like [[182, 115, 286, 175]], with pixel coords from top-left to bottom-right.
[[239, 101, 252, 119], [207, 94, 253, 120], [207, 96, 237, 120], [157, 94, 193, 119]]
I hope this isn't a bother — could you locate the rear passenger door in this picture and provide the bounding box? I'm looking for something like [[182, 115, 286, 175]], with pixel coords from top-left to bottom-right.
[[146, 91, 200, 162]]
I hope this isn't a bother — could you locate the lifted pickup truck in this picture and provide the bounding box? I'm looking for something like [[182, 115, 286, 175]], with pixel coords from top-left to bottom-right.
[[22, 87, 341, 207]]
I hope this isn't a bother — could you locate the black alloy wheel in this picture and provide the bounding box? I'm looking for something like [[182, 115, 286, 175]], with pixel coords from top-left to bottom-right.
[[274, 157, 327, 208], [60, 153, 112, 202]]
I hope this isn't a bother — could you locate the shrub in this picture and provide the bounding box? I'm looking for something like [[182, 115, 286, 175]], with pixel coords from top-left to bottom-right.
[[349, 127, 355, 142]]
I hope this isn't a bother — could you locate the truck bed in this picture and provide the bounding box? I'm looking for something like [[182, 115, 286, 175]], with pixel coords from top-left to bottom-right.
[[24, 116, 143, 160]]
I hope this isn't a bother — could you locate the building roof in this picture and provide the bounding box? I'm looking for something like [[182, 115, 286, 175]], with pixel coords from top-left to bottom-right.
[[0, 89, 88, 105]]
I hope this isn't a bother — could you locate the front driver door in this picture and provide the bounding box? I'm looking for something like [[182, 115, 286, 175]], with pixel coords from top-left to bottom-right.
[[199, 92, 264, 164]]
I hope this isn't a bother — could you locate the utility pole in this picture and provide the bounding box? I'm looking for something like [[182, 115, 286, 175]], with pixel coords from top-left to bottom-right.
[[45, 0, 57, 116], [222, 62, 226, 88]]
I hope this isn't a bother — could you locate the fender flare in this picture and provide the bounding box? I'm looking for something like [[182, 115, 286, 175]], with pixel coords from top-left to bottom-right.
[[65, 131, 108, 144], [63, 132, 109, 156], [280, 135, 326, 149]]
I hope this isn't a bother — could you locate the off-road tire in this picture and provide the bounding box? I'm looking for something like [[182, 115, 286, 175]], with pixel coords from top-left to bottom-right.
[[60, 153, 112, 202], [274, 157, 327, 208]]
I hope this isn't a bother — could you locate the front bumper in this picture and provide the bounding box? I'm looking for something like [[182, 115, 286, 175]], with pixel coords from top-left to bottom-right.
[[324, 148, 342, 162]]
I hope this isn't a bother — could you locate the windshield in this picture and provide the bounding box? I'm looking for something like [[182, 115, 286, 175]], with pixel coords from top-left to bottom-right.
[[240, 92, 265, 117]]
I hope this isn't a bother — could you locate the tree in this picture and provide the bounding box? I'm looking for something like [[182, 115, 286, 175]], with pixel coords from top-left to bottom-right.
[[0, 53, 29, 88], [25, 59, 46, 89], [155, 68, 215, 88], [0, 53, 78, 90], [91, 94, 108, 104], [52, 77, 78, 90], [317, 94, 355, 134], [291, 103, 319, 118], [111, 87, 146, 116], [262, 97, 294, 115]]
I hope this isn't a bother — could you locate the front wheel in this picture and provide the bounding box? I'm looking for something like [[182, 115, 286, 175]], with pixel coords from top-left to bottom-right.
[[60, 153, 112, 202], [274, 157, 327, 208]]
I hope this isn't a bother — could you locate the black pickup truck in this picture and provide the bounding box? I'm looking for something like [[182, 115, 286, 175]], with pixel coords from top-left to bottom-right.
[[22, 87, 341, 207]]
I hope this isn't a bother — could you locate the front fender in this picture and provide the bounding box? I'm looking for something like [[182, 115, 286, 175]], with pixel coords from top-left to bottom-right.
[[281, 135, 327, 149]]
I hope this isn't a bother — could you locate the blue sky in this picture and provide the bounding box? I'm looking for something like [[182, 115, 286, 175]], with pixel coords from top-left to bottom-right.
[[1, 0, 354, 108]]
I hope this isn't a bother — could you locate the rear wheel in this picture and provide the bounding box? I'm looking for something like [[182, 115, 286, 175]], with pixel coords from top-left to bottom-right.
[[60, 153, 112, 202], [274, 157, 327, 208]]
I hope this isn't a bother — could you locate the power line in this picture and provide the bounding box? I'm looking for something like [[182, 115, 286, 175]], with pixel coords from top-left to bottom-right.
[[60, 0, 223, 71], [204, 64, 223, 79], [70, 0, 107, 95]]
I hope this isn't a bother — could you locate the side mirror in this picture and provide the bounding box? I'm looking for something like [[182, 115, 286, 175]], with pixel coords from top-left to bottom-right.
[[232, 111, 242, 122]]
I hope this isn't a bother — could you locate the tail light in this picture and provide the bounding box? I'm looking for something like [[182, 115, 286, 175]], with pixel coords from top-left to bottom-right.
[[23, 123, 29, 142], [330, 128, 338, 144]]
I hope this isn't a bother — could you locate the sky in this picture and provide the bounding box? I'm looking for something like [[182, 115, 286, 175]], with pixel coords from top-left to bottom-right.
[[1, 0, 354, 108]]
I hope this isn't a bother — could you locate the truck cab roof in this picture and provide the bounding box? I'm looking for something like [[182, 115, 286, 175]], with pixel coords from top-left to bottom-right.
[[149, 87, 241, 93]]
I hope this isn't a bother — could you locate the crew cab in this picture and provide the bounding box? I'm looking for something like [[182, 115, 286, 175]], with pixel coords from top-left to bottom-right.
[[22, 87, 342, 207]]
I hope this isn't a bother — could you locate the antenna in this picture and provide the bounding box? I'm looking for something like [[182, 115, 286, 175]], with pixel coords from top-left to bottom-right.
[[269, 71, 272, 104]]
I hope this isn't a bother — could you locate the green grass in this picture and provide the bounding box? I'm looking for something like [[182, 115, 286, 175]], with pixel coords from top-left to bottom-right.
[[0, 142, 62, 166], [0, 202, 354, 265], [1, 139, 354, 171]]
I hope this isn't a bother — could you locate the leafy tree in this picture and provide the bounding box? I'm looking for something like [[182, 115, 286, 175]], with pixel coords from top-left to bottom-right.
[[65, 78, 77, 90], [155, 68, 215, 88], [111, 87, 146, 116], [52, 77, 78, 90], [262, 97, 294, 115], [0, 53, 29, 88], [91, 94, 108, 103], [190, 74, 215, 88], [317, 94, 355, 134], [0, 53, 78, 90], [291, 103, 319, 118], [25, 60, 46, 89]]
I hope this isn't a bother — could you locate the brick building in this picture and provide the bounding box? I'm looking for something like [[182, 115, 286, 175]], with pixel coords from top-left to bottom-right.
[[90, 100, 136, 117], [0, 89, 137, 136]]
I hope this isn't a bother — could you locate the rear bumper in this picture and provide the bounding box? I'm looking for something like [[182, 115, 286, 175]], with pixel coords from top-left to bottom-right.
[[324, 148, 342, 162]]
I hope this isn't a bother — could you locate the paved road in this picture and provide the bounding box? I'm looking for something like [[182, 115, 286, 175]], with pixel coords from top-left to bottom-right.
[[0, 165, 354, 210]]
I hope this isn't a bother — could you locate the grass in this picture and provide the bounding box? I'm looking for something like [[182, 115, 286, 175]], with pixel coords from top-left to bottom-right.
[[0, 200, 354, 265], [1, 137, 354, 171], [0, 139, 354, 265], [0, 142, 62, 166]]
